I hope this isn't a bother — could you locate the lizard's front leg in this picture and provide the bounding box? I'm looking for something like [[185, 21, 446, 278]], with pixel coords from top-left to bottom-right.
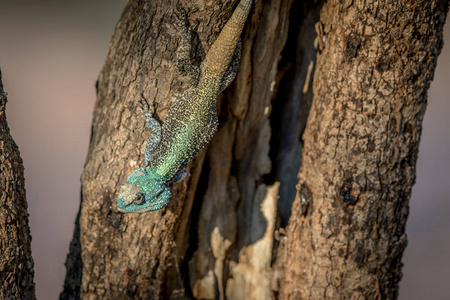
[[139, 98, 161, 165], [174, 6, 200, 84]]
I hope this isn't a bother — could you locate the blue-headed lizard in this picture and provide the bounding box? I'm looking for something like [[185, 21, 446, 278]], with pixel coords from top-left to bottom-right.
[[117, 0, 253, 212]]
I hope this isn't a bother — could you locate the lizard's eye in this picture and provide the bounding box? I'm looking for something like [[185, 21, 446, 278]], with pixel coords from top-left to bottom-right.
[[133, 192, 145, 205]]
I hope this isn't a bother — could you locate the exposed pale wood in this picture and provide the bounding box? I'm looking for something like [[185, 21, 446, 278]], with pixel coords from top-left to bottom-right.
[[187, 1, 294, 299]]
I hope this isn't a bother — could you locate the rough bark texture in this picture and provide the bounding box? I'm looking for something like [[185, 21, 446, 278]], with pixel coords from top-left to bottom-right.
[[61, 0, 449, 298], [62, 0, 292, 299], [187, 1, 293, 299], [269, 0, 321, 227], [280, 0, 448, 299], [0, 70, 36, 300]]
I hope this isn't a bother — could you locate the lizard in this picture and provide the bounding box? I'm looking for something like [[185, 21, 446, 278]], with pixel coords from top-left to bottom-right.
[[117, 0, 253, 213]]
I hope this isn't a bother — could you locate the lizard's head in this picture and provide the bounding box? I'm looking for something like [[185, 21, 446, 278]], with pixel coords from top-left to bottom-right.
[[117, 167, 171, 213]]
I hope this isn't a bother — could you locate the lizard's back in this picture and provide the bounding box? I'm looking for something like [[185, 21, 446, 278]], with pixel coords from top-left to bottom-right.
[[117, 0, 253, 212], [149, 88, 218, 181]]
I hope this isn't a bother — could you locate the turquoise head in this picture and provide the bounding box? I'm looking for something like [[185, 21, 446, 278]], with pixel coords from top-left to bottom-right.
[[117, 167, 170, 212]]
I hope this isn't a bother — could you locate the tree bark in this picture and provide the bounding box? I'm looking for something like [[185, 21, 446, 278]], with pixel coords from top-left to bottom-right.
[[280, 0, 448, 299], [187, 1, 294, 299], [62, 0, 291, 299], [0, 70, 36, 300], [61, 0, 449, 299]]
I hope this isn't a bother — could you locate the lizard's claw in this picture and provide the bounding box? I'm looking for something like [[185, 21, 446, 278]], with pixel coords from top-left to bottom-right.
[[139, 96, 158, 116], [138, 96, 150, 114], [173, 5, 189, 35]]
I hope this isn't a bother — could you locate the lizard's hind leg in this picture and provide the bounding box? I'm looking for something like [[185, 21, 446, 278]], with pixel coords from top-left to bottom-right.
[[139, 98, 161, 165], [218, 40, 242, 93], [174, 6, 200, 84]]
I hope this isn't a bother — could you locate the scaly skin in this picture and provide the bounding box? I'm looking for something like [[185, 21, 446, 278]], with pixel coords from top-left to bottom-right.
[[118, 0, 253, 212]]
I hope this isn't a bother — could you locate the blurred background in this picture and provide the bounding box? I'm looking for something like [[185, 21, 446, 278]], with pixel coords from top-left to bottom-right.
[[0, 1, 449, 299]]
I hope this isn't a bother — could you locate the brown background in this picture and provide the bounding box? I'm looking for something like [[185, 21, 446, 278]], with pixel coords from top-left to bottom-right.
[[0, 1, 448, 299]]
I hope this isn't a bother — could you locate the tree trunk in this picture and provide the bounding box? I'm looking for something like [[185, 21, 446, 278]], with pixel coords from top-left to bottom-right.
[[61, 0, 449, 299], [62, 0, 292, 298], [280, 0, 448, 299], [0, 70, 36, 300]]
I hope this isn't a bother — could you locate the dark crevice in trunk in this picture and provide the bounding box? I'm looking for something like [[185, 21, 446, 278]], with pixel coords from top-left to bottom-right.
[[266, 0, 322, 226], [182, 154, 211, 297]]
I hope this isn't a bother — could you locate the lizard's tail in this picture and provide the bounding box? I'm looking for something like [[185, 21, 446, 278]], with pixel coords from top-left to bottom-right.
[[202, 0, 253, 78]]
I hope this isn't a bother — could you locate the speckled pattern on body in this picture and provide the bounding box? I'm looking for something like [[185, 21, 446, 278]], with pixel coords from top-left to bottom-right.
[[118, 0, 253, 212]]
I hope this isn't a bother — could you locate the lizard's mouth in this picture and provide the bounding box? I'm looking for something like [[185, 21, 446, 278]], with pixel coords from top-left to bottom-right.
[[118, 181, 167, 209], [118, 182, 143, 207], [117, 170, 171, 212]]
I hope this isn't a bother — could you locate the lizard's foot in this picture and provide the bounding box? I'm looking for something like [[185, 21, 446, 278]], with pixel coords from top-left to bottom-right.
[[173, 3, 189, 35], [218, 39, 242, 93], [174, 6, 200, 84], [171, 169, 188, 183], [139, 96, 162, 165], [139, 97, 157, 123]]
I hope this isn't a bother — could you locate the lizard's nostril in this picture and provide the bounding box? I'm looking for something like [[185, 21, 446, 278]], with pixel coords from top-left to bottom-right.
[[156, 190, 163, 198]]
